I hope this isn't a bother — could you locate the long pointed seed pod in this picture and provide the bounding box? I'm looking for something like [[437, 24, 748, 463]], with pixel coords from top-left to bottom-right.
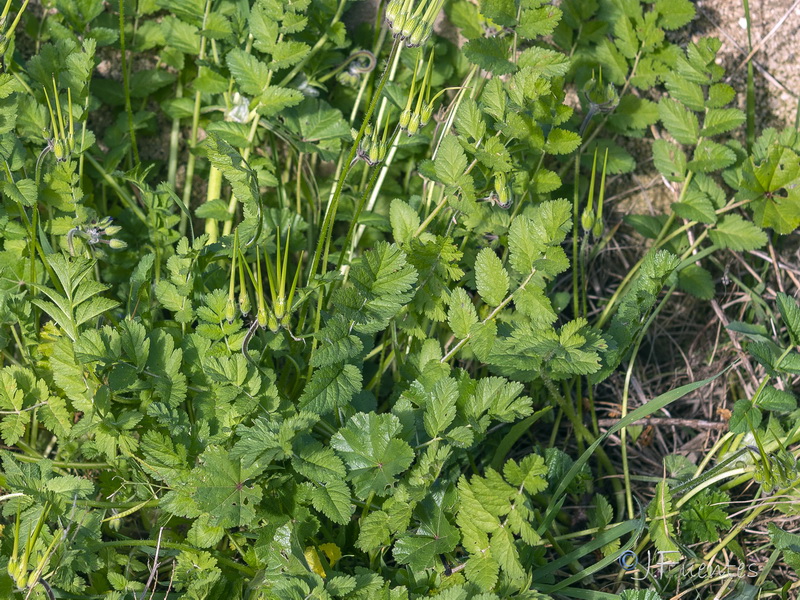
[[581, 147, 599, 232], [408, 50, 433, 135], [593, 148, 610, 238], [255, 250, 269, 329], [238, 244, 251, 316], [53, 78, 66, 141], [285, 249, 304, 327], [226, 231, 238, 322], [400, 54, 421, 131], [66, 86, 75, 154]]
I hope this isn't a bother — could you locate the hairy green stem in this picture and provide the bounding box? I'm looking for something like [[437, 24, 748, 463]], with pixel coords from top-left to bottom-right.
[[118, 0, 139, 165], [306, 39, 401, 370], [179, 0, 213, 236]]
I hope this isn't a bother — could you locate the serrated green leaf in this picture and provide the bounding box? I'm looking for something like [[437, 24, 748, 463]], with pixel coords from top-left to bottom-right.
[[455, 98, 486, 141], [659, 97, 699, 145], [1, 178, 37, 207], [545, 128, 581, 155], [390, 198, 421, 245], [448, 288, 478, 339], [648, 480, 679, 553], [476, 136, 512, 172], [312, 317, 363, 368], [689, 139, 736, 172], [672, 188, 717, 224], [729, 398, 761, 433], [656, 0, 695, 30], [677, 264, 715, 300], [423, 377, 459, 437], [331, 412, 414, 499], [463, 38, 516, 75], [311, 479, 354, 525], [702, 108, 746, 137], [227, 48, 270, 96], [192, 446, 263, 528], [475, 248, 509, 307], [708, 214, 767, 251], [268, 40, 309, 69], [614, 17, 638, 59], [299, 363, 362, 414], [518, 3, 562, 38], [652, 139, 687, 182], [707, 83, 736, 108], [664, 74, 705, 112], [758, 385, 797, 412], [435, 134, 469, 189], [777, 293, 800, 345]]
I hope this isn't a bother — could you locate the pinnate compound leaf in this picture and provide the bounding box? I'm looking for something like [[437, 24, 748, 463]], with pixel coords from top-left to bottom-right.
[[508, 199, 571, 275]]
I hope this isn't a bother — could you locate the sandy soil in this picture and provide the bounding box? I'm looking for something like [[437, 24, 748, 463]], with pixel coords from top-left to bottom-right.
[[694, 0, 799, 130]]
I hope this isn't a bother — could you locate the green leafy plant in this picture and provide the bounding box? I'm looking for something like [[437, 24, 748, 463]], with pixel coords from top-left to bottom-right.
[[0, 0, 799, 598]]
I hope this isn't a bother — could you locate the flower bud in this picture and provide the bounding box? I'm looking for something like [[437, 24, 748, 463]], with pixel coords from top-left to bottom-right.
[[225, 297, 236, 323], [592, 219, 604, 238], [401, 15, 418, 40], [108, 239, 127, 249], [239, 290, 251, 315], [368, 144, 381, 164], [406, 112, 421, 136], [407, 21, 431, 47], [399, 109, 412, 130], [581, 209, 595, 232], [359, 135, 372, 156], [494, 173, 506, 196], [420, 103, 434, 126], [257, 305, 269, 329], [104, 225, 122, 236], [392, 12, 407, 37], [268, 311, 279, 333], [385, 0, 402, 26], [53, 138, 69, 162]]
